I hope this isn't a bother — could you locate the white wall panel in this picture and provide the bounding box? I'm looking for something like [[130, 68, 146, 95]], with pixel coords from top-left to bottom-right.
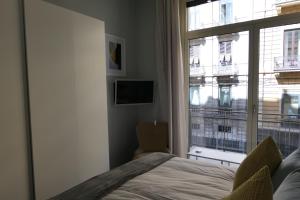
[[24, 0, 109, 199]]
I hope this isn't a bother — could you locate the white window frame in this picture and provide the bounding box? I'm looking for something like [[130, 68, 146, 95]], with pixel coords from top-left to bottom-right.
[[181, 0, 300, 153]]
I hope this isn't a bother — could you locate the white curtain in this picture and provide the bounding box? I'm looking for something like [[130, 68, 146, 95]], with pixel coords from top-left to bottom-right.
[[155, 0, 188, 157]]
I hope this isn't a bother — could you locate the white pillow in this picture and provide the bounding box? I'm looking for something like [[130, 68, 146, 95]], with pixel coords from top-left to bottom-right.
[[273, 168, 300, 200]]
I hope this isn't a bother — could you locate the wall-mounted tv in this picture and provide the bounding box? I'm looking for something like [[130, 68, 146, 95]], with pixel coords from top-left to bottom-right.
[[114, 80, 154, 105]]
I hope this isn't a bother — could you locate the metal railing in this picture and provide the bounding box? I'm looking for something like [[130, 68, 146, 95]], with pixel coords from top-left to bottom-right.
[[258, 112, 300, 157], [190, 64, 205, 76], [274, 56, 300, 72], [190, 107, 300, 157], [190, 108, 247, 153]]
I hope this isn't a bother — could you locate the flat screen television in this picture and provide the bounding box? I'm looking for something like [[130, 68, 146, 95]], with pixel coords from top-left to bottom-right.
[[114, 80, 154, 105]]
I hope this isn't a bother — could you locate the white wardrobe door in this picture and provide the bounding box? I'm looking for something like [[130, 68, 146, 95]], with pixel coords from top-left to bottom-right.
[[24, 0, 109, 199], [0, 1, 30, 199]]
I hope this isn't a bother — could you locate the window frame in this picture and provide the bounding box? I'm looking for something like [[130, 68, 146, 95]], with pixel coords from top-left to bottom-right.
[[180, 0, 300, 153]]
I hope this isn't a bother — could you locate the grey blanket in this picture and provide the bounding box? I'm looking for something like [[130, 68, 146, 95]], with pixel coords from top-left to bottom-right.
[[49, 153, 175, 200]]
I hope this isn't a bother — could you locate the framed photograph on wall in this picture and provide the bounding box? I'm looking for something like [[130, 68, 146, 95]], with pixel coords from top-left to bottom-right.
[[106, 34, 126, 76]]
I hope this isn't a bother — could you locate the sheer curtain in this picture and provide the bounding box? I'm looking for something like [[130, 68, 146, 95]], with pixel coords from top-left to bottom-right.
[[155, 0, 188, 157]]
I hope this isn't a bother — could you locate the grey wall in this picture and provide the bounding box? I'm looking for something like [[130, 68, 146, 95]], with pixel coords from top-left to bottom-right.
[[47, 0, 157, 168], [135, 0, 158, 122], [0, 0, 30, 199]]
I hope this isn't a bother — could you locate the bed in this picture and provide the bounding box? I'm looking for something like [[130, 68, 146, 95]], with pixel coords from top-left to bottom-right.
[[50, 153, 236, 200], [50, 145, 300, 200]]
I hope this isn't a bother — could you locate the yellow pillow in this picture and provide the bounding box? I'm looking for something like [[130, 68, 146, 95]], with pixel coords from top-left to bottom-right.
[[233, 136, 282, 190], [224, 166, 273, 200]]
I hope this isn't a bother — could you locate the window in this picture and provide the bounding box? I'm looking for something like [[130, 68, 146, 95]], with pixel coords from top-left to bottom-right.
[[220, 0, 232, 25], [219, 41, 232, 66], [218, 125, 232, 133], [219, 86, 232, 107], [190, 86, 200, 106], [282, 93, 300, 120], [284, 29, 300, 66], [192, 123, 201, 129], [189, 39, 205, 76], [185, 0, 300, 158], [190, 44, 200, 69]]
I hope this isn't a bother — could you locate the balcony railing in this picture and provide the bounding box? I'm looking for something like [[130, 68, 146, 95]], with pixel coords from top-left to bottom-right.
[[190, 107, 300, 157], [190, 108, 247, 153], [213, 64, 238, 76], [190, 65, 205, 76], [274, 56, 300, 72]]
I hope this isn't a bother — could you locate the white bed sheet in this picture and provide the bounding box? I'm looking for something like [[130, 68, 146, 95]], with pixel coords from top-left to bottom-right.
[[104, 157, 236, 200]]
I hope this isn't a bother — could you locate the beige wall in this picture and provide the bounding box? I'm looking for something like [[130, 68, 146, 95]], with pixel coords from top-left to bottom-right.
[[24, 0, 109, 199], [0, 0, 30, 199]]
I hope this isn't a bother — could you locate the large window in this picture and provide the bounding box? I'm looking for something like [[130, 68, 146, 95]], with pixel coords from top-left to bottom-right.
[[185, 0, 300, 158]]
